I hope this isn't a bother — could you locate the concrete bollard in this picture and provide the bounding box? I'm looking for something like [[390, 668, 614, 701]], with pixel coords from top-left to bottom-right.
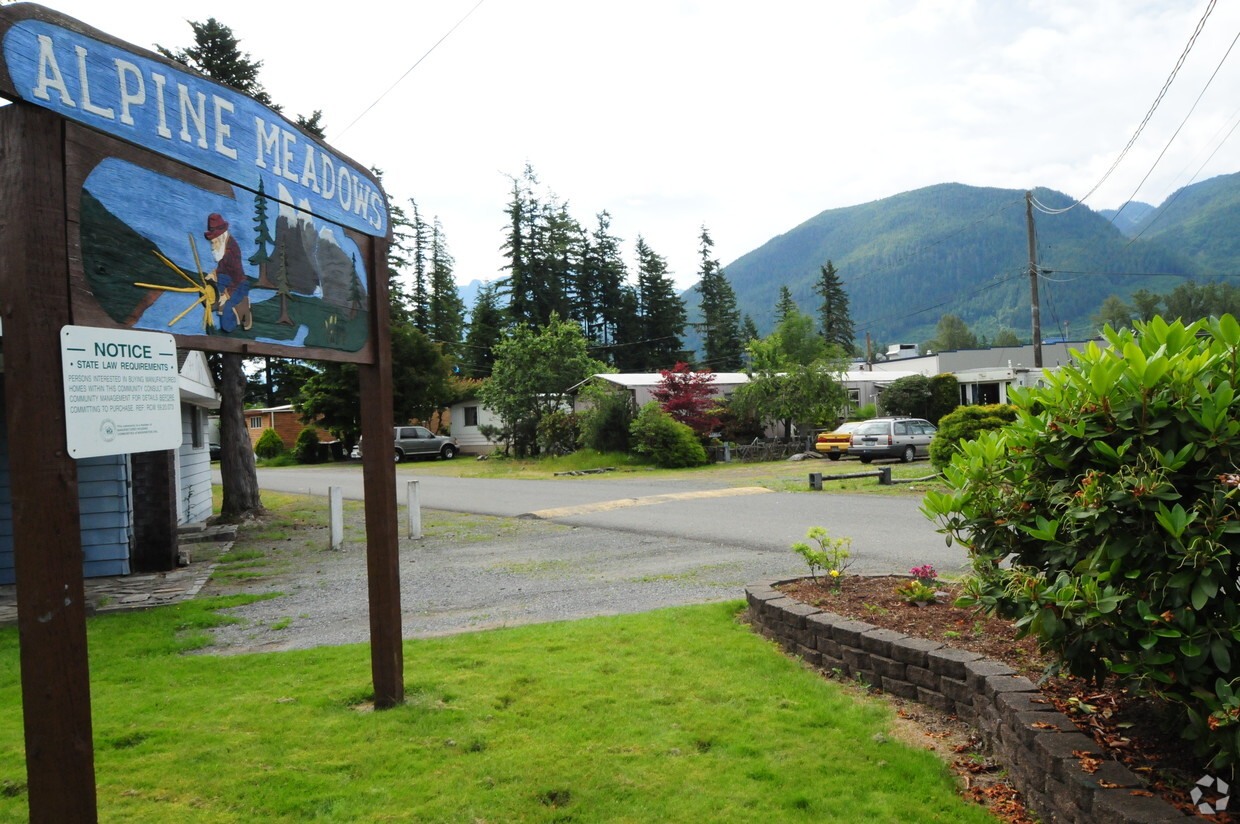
[[878, 467, 892, 486], [406, 479, 422, 540], [809, 472, 823, 491], [329, 486, 344, 549]]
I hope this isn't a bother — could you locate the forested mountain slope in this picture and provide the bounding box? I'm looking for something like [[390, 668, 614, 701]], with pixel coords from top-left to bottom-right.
[[697, 181, 1217, 346]]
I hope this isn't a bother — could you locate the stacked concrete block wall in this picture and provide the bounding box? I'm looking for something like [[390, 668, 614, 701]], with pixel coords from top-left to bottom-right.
[[745, 581, 1189, 824]]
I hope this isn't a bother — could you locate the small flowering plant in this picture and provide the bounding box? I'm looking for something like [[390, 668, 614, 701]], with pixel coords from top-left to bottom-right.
[[894, 579, 938, 605], [791, 526, 852, 588], [909, 564, 938, 585]]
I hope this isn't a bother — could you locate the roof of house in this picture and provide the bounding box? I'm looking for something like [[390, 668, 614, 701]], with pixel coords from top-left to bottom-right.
[[588, 372, 751, 389]]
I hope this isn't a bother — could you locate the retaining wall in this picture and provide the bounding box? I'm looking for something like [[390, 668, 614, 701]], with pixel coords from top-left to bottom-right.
[[745, 581, 1189, 824]]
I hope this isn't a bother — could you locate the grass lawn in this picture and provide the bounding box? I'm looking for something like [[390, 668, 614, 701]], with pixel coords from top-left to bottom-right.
[[383, 449, 940, 496], [0, 600, 996, 823]]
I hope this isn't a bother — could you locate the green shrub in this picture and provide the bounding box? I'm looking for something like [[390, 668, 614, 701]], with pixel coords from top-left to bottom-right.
[[536, 410, 579, 456], [923, 315, 1240, 768], [878, 374, 929, 418], [253, 427, 285, 459], [927, 374, 960, 424], [578, 385, 634, 453], [928, 403, 1018, 469], [629, 402, 708, 468], [293, 427, 321, 464]]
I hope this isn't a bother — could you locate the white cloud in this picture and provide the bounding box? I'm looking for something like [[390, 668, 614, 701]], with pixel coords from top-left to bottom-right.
[[38, 0, 1240, 294]]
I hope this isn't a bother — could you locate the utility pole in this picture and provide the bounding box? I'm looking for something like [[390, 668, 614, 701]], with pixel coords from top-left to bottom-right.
[[1026, 191, 1043, 368]]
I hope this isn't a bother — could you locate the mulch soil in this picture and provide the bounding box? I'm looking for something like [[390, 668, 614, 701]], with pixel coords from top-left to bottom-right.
[[778, 575, 1234, 824]]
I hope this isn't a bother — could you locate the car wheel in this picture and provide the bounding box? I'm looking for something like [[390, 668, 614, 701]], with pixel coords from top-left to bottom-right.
[[441, 444, 457, 460], [902, 446, 916, 463], [394, 448, 403, 463], [859, 455, 873, 464], [827, 453, 841, 461]]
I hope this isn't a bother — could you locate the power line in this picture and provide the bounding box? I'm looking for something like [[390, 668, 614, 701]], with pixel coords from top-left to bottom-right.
[[1031, 0, 1218, 216], [337, 0, 487, 137], [1119, 99, 1240, 246], [1103, 26, 1240, 227]]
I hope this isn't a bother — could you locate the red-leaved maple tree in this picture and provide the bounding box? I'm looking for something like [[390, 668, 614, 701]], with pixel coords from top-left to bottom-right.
[[650, 363, 720, 436]]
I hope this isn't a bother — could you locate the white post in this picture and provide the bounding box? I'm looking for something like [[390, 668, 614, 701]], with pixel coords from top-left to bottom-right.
[[329, 486, 344, 549], [406, 479, 422, 540]]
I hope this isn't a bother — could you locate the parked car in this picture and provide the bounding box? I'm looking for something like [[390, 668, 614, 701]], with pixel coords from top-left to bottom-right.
[[209, 442, 221, 461], [849, 417, 936, 463], [814, 422, 862, 460], [358, 426, 458, 462]]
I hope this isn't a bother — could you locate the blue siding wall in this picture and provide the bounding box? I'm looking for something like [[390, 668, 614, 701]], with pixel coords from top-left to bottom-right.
[[0, 382, 132, 585]]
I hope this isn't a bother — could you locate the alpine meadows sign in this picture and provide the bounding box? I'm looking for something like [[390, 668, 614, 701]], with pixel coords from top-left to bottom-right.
[[1, 17, 387, 236]]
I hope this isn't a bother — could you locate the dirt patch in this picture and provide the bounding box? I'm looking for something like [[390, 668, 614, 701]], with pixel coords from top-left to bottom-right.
[[779, 575, 1232, 823]]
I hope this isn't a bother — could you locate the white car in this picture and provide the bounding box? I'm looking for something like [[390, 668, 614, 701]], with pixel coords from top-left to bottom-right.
[[849, 417, 936, 463]]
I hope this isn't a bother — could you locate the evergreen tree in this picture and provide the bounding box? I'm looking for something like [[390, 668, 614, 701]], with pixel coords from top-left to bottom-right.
[[461, 283, 506, 378], [248, 178, 275, 288], [609, 286, 646, 372], [296, 110, 326, 138], [814, 260, 855, 354], [580, 211, 628, 353], [428, 217, 466, 362], [408, 198, 430, 332], [692, 227, 744, 371], [158, 19, 272, 105], [634, 236, 687, 371], [500, 165, 540, 327], [774, 286, 798, 324], [741, 315, 760, 345], [384, 200, 416, 327], [530, 199, 579, 328]]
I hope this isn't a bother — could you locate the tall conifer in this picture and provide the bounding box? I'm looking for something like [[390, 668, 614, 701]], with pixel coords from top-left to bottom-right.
[[692, 227, 743, 370], [815, 260, 855, 354]]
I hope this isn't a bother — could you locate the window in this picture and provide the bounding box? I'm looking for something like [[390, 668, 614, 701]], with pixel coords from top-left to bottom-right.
[[464, 406, 478, 427], [249, 416, 263, 429]]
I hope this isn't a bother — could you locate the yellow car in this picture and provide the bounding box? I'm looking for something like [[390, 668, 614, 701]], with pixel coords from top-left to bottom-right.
[[814, 422, 862, 461]]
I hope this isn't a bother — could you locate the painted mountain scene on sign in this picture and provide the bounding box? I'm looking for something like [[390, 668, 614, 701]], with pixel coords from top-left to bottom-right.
[[79, 158, 369, 352]]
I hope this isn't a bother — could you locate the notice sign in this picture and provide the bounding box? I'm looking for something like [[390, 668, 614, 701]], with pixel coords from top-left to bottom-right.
[[61, 326, 181, 458]]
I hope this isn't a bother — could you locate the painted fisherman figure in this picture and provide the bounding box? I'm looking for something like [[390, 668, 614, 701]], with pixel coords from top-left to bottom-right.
[[204, 213, 252, 332]]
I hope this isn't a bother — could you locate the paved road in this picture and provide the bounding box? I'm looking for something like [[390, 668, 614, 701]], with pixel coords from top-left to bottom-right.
[[227, 464, 968, 576]]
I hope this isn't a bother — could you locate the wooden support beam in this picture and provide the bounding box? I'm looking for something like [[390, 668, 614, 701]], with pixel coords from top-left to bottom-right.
[[0, 105, 99, 822], [358, 234, 403, 708]]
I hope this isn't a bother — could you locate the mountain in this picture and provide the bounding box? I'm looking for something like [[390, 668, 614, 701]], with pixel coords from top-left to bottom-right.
[[697, 180, 1223, 348], [1098, 201, 1155, 236], [1128, 172, 1240, 276]]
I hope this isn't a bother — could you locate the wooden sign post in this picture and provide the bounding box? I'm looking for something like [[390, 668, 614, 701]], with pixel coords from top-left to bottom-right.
[[0, 5, 403, 820]]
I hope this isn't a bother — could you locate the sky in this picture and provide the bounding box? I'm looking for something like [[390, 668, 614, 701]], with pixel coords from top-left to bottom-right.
[[27, 0, 1240, 294]]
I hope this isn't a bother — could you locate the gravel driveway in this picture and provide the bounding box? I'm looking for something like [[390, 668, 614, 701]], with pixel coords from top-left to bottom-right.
[[198, 508, 809, 654]]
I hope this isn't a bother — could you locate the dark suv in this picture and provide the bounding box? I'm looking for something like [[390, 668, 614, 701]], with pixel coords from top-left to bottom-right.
[[848, 417, 936, 463]]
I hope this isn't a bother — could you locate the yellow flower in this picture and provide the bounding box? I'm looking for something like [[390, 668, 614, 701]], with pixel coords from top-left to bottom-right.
[[829, 570, 840, 578]]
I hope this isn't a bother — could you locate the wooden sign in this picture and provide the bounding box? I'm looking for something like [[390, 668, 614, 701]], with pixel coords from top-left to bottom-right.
[[0, 3, 390, 362], [0, 6, 404, 821]]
